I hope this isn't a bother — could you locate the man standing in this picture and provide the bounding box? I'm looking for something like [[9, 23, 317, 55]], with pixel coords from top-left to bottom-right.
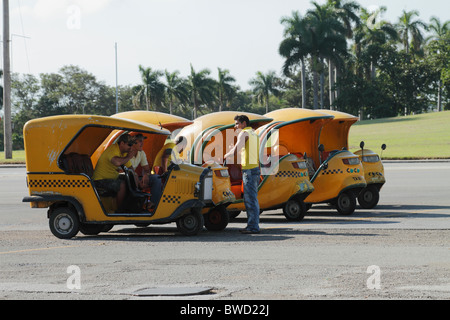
[[92, 133, 136, 210], [224, 115, 261, 234]]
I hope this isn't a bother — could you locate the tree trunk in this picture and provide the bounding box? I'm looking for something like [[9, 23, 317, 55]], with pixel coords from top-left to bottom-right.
[[301, 61, 306, 109], [328, 59, 335, 109], [313, 71, 319, 109]]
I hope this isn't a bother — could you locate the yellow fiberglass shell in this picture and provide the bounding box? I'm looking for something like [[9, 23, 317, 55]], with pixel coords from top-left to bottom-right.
[[112, 111, 193, 133], [227, 154, 314, 212], [23, 114, 169, 173], [354, 149, 386, 186], [265, 108, 334, 169], [175, 111, 273, 163], [264, 109, 366, 204], [315, 109, 358, 152], [318, 109, 385, 188], [23, 115, 215, 226], [304, 150, 366, 204]]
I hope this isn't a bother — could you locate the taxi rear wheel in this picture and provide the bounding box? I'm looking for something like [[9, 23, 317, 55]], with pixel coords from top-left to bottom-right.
[[49, 207, 80, 239], [336, 192, 356, 215], [283, 198, 306, 221], [358, 185, 380, 209], [204, 205, 229, 231], [176, 209, 204, 236]]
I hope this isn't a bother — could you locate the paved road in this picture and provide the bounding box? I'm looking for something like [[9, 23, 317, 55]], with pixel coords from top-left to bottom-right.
[[0, 162, 449, 301]]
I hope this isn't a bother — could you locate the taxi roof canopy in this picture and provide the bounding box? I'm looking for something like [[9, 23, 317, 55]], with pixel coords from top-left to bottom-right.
[[316, 109, 359, 151], [23, 114, 170, 173], [264, 108, 334, 168], [112, 111, 193, 133], [175, 111, 273, 163]]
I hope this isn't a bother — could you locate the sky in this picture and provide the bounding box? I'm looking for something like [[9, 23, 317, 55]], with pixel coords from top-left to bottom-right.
[[4, 0, 450, 91]]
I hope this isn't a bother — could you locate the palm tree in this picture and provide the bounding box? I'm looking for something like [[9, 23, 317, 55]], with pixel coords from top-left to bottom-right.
[[188, 64, 216, 119], [280, 11, 311, 108], [396, 10, 428, 55], [325, 0, 361, 106], [353, 6, 398, 80], [134, 65, 164, 111], [427, 16, 450, 42], [164, 70, 189, 114], [306, 2, 348, 108], [427, 17, 450, 112], [248, 71, 281, 113], [217, 68, 236, 112]]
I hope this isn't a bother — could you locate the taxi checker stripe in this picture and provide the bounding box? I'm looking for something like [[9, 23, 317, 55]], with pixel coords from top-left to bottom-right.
[[322, 169, 343, 175], [162, 195, 181, 204], [275, 171, 306, 178], [28, 179, 90, 188]]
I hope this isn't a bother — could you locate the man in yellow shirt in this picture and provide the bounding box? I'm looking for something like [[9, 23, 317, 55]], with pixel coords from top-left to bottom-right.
[[93, 133, 136, 210], [224, 115, 261, 234]]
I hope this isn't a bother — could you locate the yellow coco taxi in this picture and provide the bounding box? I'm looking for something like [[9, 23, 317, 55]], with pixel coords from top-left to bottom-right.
[[265, 108, 366, 215], [109, 111, 235, 231], [22, 115, 214, 239], [317, 109, 386, 209], [176, 111, 314, 222]]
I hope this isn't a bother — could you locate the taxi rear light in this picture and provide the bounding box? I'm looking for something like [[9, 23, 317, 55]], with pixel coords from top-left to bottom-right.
[[362, 155, 380, 163], [342, 158, 360, 165], [292, 161, 307, 169]]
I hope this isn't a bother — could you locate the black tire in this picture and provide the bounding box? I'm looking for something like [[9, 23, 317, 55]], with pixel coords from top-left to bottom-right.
[[336, 191, 356, 215], [358, 185, 380, 209], [176, 209, 204, 236], [283, 198, 306, 221], [228, 211, 241, 220], [204, 205, 229, 231], [49, 207, 80, 239], [79, 223, 104, 236]]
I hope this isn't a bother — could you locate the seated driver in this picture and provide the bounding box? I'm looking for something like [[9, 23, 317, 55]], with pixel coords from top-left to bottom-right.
[[92, 133, 136, 210]]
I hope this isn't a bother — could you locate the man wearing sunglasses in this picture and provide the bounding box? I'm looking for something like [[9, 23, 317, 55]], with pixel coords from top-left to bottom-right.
[[93, 133, 137, 210]]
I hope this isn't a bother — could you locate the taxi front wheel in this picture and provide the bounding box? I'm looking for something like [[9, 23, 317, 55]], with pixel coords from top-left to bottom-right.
[[336, 192, 356, 216], [176, 209, 204, 236], [49, 207, 80, 239]]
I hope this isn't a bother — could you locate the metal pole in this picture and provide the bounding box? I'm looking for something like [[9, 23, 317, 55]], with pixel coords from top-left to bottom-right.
[[3, 0, 12, 159], [115, 42, 118, 114]]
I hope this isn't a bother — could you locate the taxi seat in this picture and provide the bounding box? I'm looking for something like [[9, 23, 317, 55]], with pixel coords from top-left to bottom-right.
[[61, 153, 94, 178]]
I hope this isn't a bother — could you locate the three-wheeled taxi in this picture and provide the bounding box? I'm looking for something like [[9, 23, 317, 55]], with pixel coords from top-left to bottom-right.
[[265, 108, 366, 215], [110, 110, 235, 231], [176, 111, 314, 221], [22, 115, 214, 239], [317, 109, 386, 209]]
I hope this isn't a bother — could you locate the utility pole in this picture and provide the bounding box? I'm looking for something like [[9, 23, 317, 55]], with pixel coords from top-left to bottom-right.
[[3, 0, 12, 159], [115, 42, 118, 114]]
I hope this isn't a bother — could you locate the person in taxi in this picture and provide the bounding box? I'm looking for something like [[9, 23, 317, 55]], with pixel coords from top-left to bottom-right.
[[129, 133, 162, 206], [92, 133, 136, 210]]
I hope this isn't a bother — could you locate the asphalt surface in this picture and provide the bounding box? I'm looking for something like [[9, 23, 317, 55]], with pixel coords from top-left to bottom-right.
[[0, 162, 449, 301]]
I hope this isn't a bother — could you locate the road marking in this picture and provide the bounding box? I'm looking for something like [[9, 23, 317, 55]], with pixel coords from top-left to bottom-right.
[[0, 243, 105, 255]]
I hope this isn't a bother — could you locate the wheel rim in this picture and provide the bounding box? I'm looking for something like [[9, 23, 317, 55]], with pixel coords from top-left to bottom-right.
[[183, 215, 197, 230], [287, 202, 300, 217], [54, 214, 73, 235], [208, 210, 222, 224], [339, 194, 351, 209], [362, 190, 374, 203]]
